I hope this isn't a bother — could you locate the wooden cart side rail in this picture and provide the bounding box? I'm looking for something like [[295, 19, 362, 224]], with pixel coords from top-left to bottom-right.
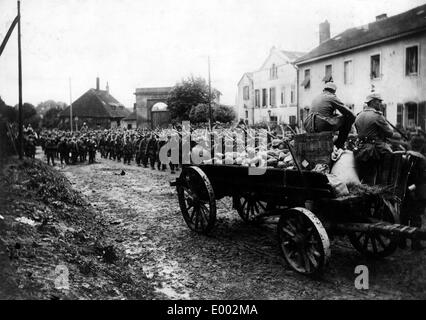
[[332, 222, 426, 240]]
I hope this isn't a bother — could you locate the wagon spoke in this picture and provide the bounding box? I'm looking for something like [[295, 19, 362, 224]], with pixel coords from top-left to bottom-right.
[[362, 235, 370, 251], [307, 250, 319, 269], [371, 236, 379, 253], [257, 201, 266, 212], [301, 251, 311, 273], [281, 226, 295, 237], [189, 207, 196, 222]]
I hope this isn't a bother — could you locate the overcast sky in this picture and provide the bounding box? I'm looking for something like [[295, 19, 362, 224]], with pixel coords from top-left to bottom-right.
[[0, 0, 424, 109]]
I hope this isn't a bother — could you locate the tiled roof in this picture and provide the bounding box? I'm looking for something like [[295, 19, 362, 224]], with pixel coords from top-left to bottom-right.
[[59, 89, 130, 119], [295, 4, 426, 64], [123, 110, 137, 121]]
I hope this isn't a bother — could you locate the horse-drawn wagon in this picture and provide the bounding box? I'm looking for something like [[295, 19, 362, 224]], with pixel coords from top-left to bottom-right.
[[171, 137, 426, 275]]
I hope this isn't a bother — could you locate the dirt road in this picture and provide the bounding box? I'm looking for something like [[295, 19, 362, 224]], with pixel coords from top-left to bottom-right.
[[57, 156, 426, 299]]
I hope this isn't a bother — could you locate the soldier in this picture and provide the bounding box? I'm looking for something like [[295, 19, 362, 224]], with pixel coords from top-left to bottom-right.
[[353, 93, 401, 184], [156, 136, 168, 171], [145, 133, 157, 169], [115, 135, 123, 162], [87, 136, 97, 164], [58, 137, 69, 165], [138, 134, 148, 167], [123, 136, 133, 165], [45, 135, 58, 166], [70, 138, 79, 164], [401, 135, 426, 250], [303, 82, 355, 149]]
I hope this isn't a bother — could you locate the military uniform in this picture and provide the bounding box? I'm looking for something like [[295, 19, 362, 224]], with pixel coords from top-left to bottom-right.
[[87, 138, 97, 164], [123, 138, 133, 165], [303, 83, 355, 149], [354, 106, 395, 184], [45, 137, 58, 166]]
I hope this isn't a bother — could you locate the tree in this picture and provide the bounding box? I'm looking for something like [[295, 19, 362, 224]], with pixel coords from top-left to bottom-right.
[[189, 103, 210, 123], [14, 103, 41, 130], [36, 100, 67, 115], [43, 107, 62, 128], [0, 96, 16, 122], [213, 104, 236, 123], [189, 103, 236, 124], [167, 76, 217, 122]]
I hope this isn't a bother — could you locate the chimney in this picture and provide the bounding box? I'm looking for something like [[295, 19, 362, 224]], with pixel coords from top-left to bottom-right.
[[319, 20, 330, 44], [376, 13, 387, 21], [106, 81, 109, 93], [96, 77, 100, 90]]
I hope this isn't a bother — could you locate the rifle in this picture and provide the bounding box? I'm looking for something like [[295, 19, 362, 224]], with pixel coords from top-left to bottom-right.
[[385, 118, 409, 141]]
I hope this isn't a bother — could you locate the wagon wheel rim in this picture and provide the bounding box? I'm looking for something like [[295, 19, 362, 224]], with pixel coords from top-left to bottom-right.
[[348, 197, 398, 258], [236, 194, 268, 223], [278, 207, 330, 275], [177, 166, 216, 234]]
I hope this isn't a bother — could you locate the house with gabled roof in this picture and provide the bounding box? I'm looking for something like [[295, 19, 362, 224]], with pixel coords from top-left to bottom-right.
[[295, 4, 426, 130], [236, 47, 305, 126], [59, 78, 130, 129]]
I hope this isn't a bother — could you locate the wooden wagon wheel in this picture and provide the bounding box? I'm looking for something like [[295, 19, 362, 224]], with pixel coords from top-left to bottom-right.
[[277, 207, 330, 275], [347, 197, 399, 259], [234, 193, 269, 223], [177, 166, 216, 234]]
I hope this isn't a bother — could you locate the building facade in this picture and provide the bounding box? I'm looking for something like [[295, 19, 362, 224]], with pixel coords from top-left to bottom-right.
[[236, 47, 305, 126], [295, 4, 426, 130]]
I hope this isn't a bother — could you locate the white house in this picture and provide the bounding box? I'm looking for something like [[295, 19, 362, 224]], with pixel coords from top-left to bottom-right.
[[236, 47, 305, 126], [295, 4, 426, 131]]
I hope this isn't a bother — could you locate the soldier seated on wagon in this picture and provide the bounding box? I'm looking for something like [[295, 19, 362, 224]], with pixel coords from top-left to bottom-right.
[[303, 82, 355, 149]]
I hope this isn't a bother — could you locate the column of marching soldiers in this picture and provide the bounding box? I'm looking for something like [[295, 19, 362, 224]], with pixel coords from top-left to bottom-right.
[[22, 125, 182, 173]]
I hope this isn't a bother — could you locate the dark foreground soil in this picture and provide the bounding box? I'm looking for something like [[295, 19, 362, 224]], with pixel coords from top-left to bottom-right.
[[0, 156, 154, 299]]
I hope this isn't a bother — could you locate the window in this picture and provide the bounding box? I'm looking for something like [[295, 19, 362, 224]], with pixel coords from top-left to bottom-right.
[[289, 115, 296, 126], [301, 69, 310, 89], [406, 45, 419, 75], [127, 123, 132, 129], [280, 87, 285, 105], [344, 60, 353, 84], [270, 64, 278, 79], [370, 54, 381, 79], [270, 116, 278, 122], [245, 110, 249, 119], [406, 102, 418, 128], [323, 64, 333, 82], [290, 85, 295, 104], [262, 89, 267, 107], [243, 86, 250, 100], [254, 89, 260, 108], [269, 87, 276, 107]]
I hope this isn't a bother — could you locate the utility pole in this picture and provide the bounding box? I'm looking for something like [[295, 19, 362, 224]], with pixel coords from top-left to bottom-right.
[[208, 56, 213, 131], [17, 0, 23, 159], [69, 77, 73, 132]]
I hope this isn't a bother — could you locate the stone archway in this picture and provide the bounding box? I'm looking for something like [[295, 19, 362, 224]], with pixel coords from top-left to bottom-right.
[[134, 87, 172, 128]]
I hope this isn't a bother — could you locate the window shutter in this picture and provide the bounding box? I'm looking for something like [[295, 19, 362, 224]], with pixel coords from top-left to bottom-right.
[[418, 102, 426, 131], [396, 103, 403, 127]]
